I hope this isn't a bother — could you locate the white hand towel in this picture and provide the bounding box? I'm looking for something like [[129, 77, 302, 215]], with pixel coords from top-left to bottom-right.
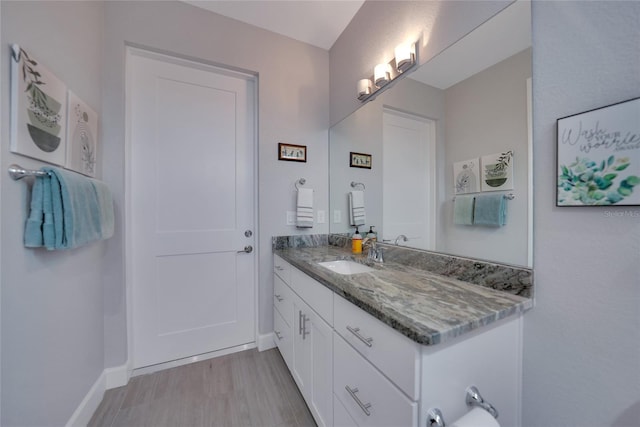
[[349, 190, 366, 226], [297, 188, 314, 228]]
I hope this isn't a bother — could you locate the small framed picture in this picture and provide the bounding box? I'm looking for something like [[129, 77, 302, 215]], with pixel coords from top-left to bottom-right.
[[278, 143, 307, 162], [350, 152, 372, 169]]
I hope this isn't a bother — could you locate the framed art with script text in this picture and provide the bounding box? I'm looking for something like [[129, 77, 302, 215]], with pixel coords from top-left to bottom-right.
[[557, 97, 639, 206]]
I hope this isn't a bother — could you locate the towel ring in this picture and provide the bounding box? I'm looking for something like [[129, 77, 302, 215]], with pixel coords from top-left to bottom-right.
[[350, 181, 366, 190], [295, 178, 306, 190]]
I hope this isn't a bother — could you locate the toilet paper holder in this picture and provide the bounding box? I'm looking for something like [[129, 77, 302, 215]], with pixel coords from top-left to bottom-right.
[[466, 385, 498, 419], [426, 385, 499, 427]]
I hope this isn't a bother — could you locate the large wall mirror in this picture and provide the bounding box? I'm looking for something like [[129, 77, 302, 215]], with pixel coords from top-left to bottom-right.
[[329, 1, 532, 268]]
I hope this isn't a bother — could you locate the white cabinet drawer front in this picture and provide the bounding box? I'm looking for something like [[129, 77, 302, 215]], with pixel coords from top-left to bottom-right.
[[334, 333, 418, 427], [274, 306, 293, 370], [274, 274, 293, 326], [334, 393, 359, 427], [290, 267, 333, 325], [334, 294, 420, 400], [274, 254, 291, 284]]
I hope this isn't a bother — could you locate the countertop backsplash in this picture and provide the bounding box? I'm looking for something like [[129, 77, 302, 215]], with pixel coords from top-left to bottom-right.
[[275, 233, 533, 298]]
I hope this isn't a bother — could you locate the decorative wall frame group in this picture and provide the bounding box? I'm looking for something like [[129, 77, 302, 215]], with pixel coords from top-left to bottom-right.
[[350, 152, 372, 169], [10, 44, 99, 177], [278, 142, 307, 162], [453, 151, 514, 195], [557, 97, 639, 206]]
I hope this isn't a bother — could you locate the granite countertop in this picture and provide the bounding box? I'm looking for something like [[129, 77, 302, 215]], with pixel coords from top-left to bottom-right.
[[275, 245, 533, 346]]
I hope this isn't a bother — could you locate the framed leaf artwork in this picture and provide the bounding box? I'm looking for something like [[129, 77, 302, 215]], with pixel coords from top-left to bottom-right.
[[66, 91, 98, 177], [10, 44, 67, 166]]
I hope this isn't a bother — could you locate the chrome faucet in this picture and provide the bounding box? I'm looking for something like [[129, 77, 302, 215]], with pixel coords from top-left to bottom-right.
[[394, 234, 408, 245], [362, 238, 384, 263]]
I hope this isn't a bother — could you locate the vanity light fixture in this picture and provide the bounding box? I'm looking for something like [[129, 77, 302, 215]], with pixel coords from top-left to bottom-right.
[[357, 78, 372, 100], [394, 42, 416, 73], [374, 63, 392, 88], [356, 41, 417, 103]]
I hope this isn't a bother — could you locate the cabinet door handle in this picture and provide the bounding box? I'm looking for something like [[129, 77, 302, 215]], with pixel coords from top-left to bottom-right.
[[346, 326, 374, 347], [275, 265, 284, 271], [302, 314, 310, 340], [345, 385, 372, 416], [274, 294, 284, 302], [298, 310, 304, 335], [274, 331, 283, 340]]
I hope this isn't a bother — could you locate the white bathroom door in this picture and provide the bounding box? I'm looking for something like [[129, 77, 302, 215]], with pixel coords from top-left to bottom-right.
[[128, 49, 256, 369], [382, 109, 436, 250]]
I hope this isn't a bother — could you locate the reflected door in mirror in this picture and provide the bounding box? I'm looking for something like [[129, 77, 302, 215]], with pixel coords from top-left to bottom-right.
[[382, 110, 436, 250]]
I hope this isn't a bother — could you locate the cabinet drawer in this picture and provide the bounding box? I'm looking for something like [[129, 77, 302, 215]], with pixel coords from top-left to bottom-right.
[[334, 294, 420, 400], [290, 267, 333, 325], [274, 254, 291, 284], [274, 274, 293, 326], [334, 333, 417, 427], [273, 306, 293, 370]]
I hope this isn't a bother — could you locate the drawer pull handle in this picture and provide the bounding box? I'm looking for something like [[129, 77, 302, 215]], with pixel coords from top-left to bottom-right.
[[302, 314, 310, 340], [345, 385, 372, 416], [275, 266, 284, 271], [346, 326, 374, 347], [275, 294, 284, 302], [299, 310, 304, 335], [274, 331, 283, 340]]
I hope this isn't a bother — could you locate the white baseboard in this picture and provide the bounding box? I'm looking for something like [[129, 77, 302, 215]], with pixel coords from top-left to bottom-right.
[[105, 363, 130, 389], [66, 371, 106, 427], [257, 332, 276, 351], [66, 362, 130, 426]]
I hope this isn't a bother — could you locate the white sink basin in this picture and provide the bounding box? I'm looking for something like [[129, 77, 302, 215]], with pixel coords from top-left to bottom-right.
[[318, 260, 374, 275]]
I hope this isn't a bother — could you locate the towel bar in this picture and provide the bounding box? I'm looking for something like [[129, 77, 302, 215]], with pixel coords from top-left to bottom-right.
[[351, 181, 366, 190], [8, 164, 49, 181], [453, 192, 514, 201]]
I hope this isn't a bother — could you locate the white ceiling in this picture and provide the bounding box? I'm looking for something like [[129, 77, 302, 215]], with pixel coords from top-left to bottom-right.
[[183, 0, 365, 50]]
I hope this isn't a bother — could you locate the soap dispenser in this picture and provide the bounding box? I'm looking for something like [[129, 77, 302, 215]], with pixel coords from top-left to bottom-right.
[[352, 227, 363, 254], [367, 226, 377, 242]]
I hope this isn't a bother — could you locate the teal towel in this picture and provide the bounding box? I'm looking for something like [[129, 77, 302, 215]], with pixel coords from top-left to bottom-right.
[[24, 176, 45, 247], [45, 167, 102, 249], [24, 167, 115, 250], [453, 195, 475, 225], [474, 194, 507, 227], [91, 180, 115, 239]]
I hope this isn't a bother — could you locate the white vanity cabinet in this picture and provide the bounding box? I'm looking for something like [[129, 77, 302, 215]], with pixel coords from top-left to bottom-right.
[[273, 254, 523, 427], [273, 255, 334, 427]]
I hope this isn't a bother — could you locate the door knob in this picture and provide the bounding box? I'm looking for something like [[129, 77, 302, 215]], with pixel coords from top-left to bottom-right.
[[245, 230, 253, 237], [237, 245, 253, 254]]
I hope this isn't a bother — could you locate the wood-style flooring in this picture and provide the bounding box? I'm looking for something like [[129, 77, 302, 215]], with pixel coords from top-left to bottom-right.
[[89, 348, 316, 427]]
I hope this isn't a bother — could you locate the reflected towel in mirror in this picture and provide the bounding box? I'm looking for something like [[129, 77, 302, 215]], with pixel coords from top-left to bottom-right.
[[453, 195, 475, 225], [474, 194, 507, 227]]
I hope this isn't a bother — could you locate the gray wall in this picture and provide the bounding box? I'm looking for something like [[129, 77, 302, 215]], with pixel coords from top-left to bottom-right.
[[101, 1, 330, 367], [329, 0, 511, 126], [524, 2, 640, 426], [0, 2, 105, 425], [442, 49, 531, 266]]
